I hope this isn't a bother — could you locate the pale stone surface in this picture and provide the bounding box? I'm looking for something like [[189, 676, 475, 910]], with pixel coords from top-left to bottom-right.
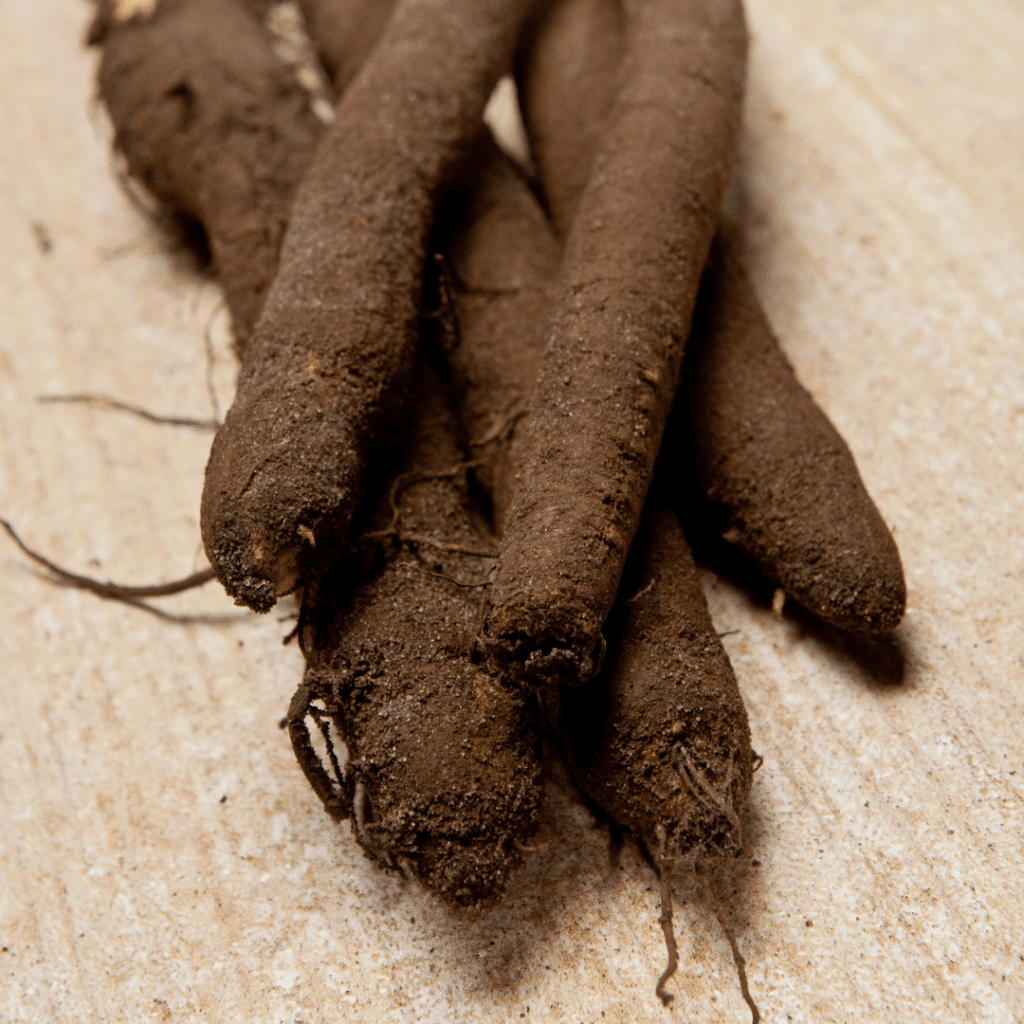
[[1, 2, 1021, 1021]]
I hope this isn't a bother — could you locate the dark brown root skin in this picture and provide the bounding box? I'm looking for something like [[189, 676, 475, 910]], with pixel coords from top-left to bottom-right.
[[296, 0, 396, 96], [198, 0, 539, 611], [549, 498, 753, 857], [437, 138, 752, 858], [483, 0, 748, 688], [94, 0, 325, 352], [514, 0, 627, 243], [673, 228, 907, 634], [516, 0, 905, 635], [298, 366, 543, 907]]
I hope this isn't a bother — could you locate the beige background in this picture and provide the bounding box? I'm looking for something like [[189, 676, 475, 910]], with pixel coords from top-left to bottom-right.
[[2, 1, 1022, 1021]]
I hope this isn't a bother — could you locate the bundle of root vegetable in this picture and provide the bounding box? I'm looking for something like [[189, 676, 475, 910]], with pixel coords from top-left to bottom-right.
[[91, 0, 905, 993]]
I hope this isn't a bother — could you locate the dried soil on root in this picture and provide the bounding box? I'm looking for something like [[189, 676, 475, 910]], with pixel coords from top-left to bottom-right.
[[436, 138, 753, 862], [297, 366, 543, 907]]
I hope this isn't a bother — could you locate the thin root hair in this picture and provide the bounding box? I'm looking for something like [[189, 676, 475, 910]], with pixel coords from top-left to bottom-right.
[[360, 462, 499, 560], [202, 298, 227, 424], [37, 393, 218, 430], [696, 856, 761, 1024], [0, 519, 251, 624], [654, 828, 680, 1004], [286, 682, 352, 823], [2, 518, 218, 599], [397, 561, 492, 589], [678, 744, 744, 852]]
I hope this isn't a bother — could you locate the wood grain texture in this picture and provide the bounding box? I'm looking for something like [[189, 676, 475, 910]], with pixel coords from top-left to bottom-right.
[[1, 1, 1021, 1020]]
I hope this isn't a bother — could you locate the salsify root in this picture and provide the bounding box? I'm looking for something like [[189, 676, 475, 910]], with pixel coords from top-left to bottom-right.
[[296, 363, 543, 907], [673, 228, 907, 632], [196, 0, 537, 612], [295, 0, 395, 96], [516, 0, 905, 634], [92, 0, 325, 352], [481, 0, 748, 688], [514, 0, 628, 243], [436, 134, 753, 861], [553, 495, 753, 858]]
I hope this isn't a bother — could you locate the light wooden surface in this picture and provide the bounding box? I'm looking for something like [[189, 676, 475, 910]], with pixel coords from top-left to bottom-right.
[[2, 1, 1022, 1021]]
